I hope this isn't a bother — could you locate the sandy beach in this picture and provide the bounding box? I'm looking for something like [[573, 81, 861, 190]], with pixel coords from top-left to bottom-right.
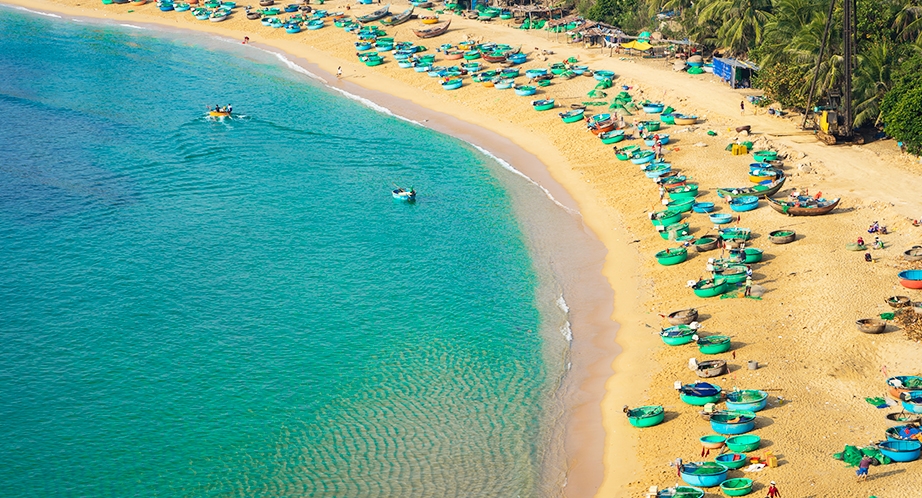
[[7, 1, 922, 496]]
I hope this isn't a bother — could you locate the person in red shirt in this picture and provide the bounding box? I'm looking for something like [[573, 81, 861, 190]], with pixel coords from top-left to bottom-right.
[[766, 481, 780, 497]]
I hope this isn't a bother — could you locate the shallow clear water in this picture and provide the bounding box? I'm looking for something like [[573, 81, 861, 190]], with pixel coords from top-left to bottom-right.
[[0, 10, 569, 496]]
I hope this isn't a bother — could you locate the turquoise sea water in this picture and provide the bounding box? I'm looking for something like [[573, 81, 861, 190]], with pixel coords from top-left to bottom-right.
[[0, 9, 572, 496]]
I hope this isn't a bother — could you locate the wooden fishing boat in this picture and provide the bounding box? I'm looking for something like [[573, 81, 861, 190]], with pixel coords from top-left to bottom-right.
[[695, 359, 727, 378], [413, 19, 450, 38], [356, 4, 390, 23], [482, 47, 519, 63], [767, 197, 840, 216], [259, 0, 273, 5], [899, 270, 922, 289], [588, 119, 616, 135], [380, 7, 413, 26], [679, 382, 722, 405], [666, 308, 697, 325], [625, 405, 665, 427], [392, 187, 416, 201], [717, 176, 786, 199], [856, 318, 887, 334]]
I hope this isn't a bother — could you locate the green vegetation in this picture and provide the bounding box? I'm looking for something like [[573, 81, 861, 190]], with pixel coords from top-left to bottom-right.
[[574, 0, 922, 152]]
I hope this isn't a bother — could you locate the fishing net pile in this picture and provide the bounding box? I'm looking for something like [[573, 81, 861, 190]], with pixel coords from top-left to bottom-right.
[[681, 462, 726, 475], [893, 310, 922, 341], [832, 445, 891, 466]]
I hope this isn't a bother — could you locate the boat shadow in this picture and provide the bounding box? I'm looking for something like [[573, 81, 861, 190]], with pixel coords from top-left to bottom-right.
[[753, 417, 775, 431], [868, 468, 907, 480]]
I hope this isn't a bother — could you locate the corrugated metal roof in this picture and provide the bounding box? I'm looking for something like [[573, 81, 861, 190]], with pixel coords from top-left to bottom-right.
[[714, 57, 760, 71]]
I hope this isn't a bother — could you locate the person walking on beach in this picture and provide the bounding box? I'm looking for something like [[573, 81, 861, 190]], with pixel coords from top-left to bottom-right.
[[766, 481, 780, 497], [856, 455, 874, 481], [337, 66, 342, 78], [740, 100, 745, 115]]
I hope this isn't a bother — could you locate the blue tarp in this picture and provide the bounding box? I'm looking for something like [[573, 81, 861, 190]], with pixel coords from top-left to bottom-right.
[[713, 58, 760, 88]]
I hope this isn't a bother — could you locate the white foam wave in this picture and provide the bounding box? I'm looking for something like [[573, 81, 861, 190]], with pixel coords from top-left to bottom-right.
[[470, 145, 576, 213], [119, 24, 147, 30], [556, 294, 573, 342], [11, 6, 62, 18]]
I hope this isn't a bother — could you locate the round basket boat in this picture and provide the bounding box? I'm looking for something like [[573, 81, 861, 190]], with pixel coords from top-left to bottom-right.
[[699, 434, 727, 449], [768, 230, 795, 244], [657, 486, 704, 498], [901, 390, 922, 414], [656, 247, 688, 266], [904, 246, 922, 262], [719, 478, 754, 496], [710, 213, 734, 225], [725, 390, 768, 412], [898, 270, 922, 289], [888, 375, 922, 400], [856, 318, 887, 334], [667, 308, 698, 325], [692, 202, 715, 213], [729, 195, 759, 212], [680, 462, 728, 488], [694, 236, 720, 252], [886, 424, 922, 441], [668, 184, 700, 200], [697, 335, 731, 355], [695, 359, 727, 378], [878, 440, 921, 462], [693, 279, 729, 298], [888, 296, 912, 308], [741, 247, 763, 263], [725, 434, 761, 452], [661, 325, 696, 346], [679, 382, 722, 406], [667, 197, 696, 213], [626, 405, 665, 427], [715, 453, 749, 470], [660, 222, 690, 240], [752, 150, 778, 162]]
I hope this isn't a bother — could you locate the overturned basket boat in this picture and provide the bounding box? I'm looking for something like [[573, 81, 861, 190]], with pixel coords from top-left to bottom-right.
[[856, 318, 887, 334], [667, 308, 698, 325]]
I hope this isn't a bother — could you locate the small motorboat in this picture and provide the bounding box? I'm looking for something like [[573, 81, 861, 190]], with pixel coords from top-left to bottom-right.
[[392, 187, 416, 202]]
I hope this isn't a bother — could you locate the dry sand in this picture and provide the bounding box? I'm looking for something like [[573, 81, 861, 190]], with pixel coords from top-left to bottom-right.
[[6, 1, 922, 496]]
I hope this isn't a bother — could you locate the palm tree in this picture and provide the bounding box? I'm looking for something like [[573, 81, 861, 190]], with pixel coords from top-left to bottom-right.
[[696, 0, 775, 55], [853, 41, 896, 125]]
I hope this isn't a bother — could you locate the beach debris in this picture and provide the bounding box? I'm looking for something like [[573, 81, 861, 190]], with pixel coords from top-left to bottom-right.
[[893, 309, 922, 341]]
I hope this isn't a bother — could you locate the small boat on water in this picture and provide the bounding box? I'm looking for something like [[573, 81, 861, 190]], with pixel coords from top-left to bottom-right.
[[392, 187, 416, 201]]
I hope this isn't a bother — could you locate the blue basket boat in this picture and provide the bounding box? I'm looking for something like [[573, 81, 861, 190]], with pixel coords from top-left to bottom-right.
[[594, 69, 615, 81], [887, 424, 922, 441], [441, 79, 463, 90], [514, 85, 537, 96], [898, 269, 922, 289], [729, 195, 759, 212], [507, 53, 527, 65], [692, 202, 715, 213], [878, 440, 921, 462], [715, 453, 749, 470], [644, 162, 672, 178], [642, 102, 665, 114], [709, 213, 734, 224], [657, 486, 704, 498], [644, 134, 670, 146], [661, 325, 695, 345], [726, 390, 768, 412], [631, 151, 656, 165], [900, 390, 922, 414], [525, 68, 547, 79], [709, 410, 756, 435], [666, 197, 694, 213], [680, 462, 728, 487]]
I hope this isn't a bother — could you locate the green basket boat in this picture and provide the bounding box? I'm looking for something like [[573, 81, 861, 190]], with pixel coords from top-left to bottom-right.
[[739, 247, 762, 263], [719, 228, 751, 242], [666, 198, 695, 213], [656, 247, 688, 266], [651, 209, 682, 227], [559, 109, 585, 123], [714, 265, 747, 284], [626, 405, 665, 427], [615, 145, 640, 160], [667, 183, 699, 200], [752, 150, 778, 162], [720, 478, 753, 496], [599, 130, 626, 144], [661, 325, 696, 345], [679, 382, 722, 405], [693, 279, 729, 298], [697, 335, 731, 355], [714, 452, 749, 470], [659, 222, 689, 240], [725, 435, 761, 452], [660, 113, 676, 124], [641, 120, 661, 131]]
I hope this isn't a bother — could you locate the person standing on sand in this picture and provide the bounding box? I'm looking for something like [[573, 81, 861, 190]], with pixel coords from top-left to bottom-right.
[[740, 100, 745, 116], [766, 481, 780, 497], [337, 66, 342, 78], [856, 454, 874, 481]]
